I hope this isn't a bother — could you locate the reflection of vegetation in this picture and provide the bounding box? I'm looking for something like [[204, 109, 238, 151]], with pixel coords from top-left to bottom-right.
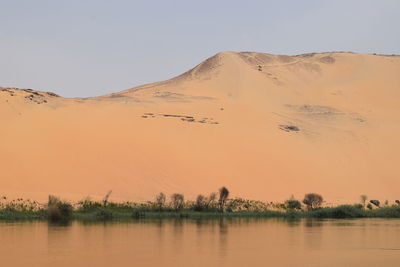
[[305, 218, 324, 228], [1, 190, 400, 221]]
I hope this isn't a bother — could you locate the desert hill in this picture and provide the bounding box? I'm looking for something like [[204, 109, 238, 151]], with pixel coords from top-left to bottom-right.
[[1, 51, 399, 204]]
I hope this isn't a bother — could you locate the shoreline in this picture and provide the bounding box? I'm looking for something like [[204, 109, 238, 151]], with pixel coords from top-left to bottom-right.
[[1, 199, 400, 222]]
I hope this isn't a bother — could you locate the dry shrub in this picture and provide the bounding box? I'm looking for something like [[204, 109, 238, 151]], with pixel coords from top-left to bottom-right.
[[47, 195, 73, 222]]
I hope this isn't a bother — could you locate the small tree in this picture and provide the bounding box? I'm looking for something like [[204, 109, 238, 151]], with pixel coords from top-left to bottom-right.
[[171, 193, 184, 211], [194, 194, 206, 211], [155, 192, 166, 210], [360, 195, 368, 208], [303, 193, 323, 210], [218, 187, 229, 212], [370, 199, 380, 207], [205, 192, 217, 210], [285, 195, 302, 210], [47, 195, 73, 222]]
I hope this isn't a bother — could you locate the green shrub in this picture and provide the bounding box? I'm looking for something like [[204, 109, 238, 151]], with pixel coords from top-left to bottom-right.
[[310, 205, 365, 219], [285, 209, 300, 218], [285, 199, 302, 210], [368, 206, 400, 218], [353, 204, 363, 210]]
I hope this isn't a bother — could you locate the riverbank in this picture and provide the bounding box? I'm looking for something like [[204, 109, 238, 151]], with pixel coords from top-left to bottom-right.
[[1, 201, 400, 222]]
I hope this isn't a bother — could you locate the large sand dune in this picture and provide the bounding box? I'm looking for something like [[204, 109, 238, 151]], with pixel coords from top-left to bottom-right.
[[1, 51, 399, 204]]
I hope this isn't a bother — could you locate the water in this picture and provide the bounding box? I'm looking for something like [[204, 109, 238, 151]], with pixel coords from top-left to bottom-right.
[[1, 218, 399, 267]]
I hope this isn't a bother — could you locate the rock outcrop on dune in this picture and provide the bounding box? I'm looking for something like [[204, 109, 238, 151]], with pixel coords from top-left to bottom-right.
[[1, 51, 399, 204]]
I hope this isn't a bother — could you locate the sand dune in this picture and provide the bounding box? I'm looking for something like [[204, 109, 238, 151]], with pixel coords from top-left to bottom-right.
[[1, 51, 399, 204]]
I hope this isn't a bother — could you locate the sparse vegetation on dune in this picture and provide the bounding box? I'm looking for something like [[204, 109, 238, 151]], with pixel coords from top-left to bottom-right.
[[1, 190, 400, 221]]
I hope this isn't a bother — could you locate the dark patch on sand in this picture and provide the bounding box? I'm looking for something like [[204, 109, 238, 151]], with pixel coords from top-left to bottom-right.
[[46, 91, 59, 97], [141, 113, 219, 125], [1, 88, 15, 96], [1, 87, 58, 103], [279, 125, 300, 132]]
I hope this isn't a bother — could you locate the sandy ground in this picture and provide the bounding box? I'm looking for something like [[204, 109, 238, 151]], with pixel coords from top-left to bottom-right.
[[1, 52, 399, 204]]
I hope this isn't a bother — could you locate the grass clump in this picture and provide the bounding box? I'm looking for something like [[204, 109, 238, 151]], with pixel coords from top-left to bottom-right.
[[308, 205, 365, 219], [0, 196, 45, 220], [367, 206, 400, 218]]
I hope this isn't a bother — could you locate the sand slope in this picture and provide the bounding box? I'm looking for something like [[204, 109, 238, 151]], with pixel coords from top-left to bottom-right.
[[1, 52, 399, 204]]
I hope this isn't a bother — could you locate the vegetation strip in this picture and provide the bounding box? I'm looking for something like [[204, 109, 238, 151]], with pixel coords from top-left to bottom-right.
[[1, 189, 400, 222]]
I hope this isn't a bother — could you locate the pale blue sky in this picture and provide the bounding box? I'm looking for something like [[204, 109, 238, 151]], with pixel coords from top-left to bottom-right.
[[1, 0, 399, 97]]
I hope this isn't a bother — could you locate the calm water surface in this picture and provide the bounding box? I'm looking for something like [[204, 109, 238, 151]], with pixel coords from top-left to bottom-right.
[[1, 218, 399, 267]]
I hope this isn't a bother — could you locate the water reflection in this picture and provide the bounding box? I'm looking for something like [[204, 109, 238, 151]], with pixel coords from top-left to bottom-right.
[[218, 219, 228, 257], [1, 218, 400, 267], [304, 218, 324, 228]]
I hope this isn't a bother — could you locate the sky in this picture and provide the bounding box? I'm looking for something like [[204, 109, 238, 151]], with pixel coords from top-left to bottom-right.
[[1, 0, 399, 97]]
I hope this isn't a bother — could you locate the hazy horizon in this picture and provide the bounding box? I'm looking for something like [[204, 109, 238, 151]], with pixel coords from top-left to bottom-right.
[[1, 0, 399, 97]]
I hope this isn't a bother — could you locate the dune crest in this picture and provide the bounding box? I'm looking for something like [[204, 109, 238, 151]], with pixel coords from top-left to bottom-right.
[[1, 51, 399, 204]]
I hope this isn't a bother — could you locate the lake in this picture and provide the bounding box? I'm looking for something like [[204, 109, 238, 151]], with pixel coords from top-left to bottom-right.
[[1, 218, 399, 267]]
